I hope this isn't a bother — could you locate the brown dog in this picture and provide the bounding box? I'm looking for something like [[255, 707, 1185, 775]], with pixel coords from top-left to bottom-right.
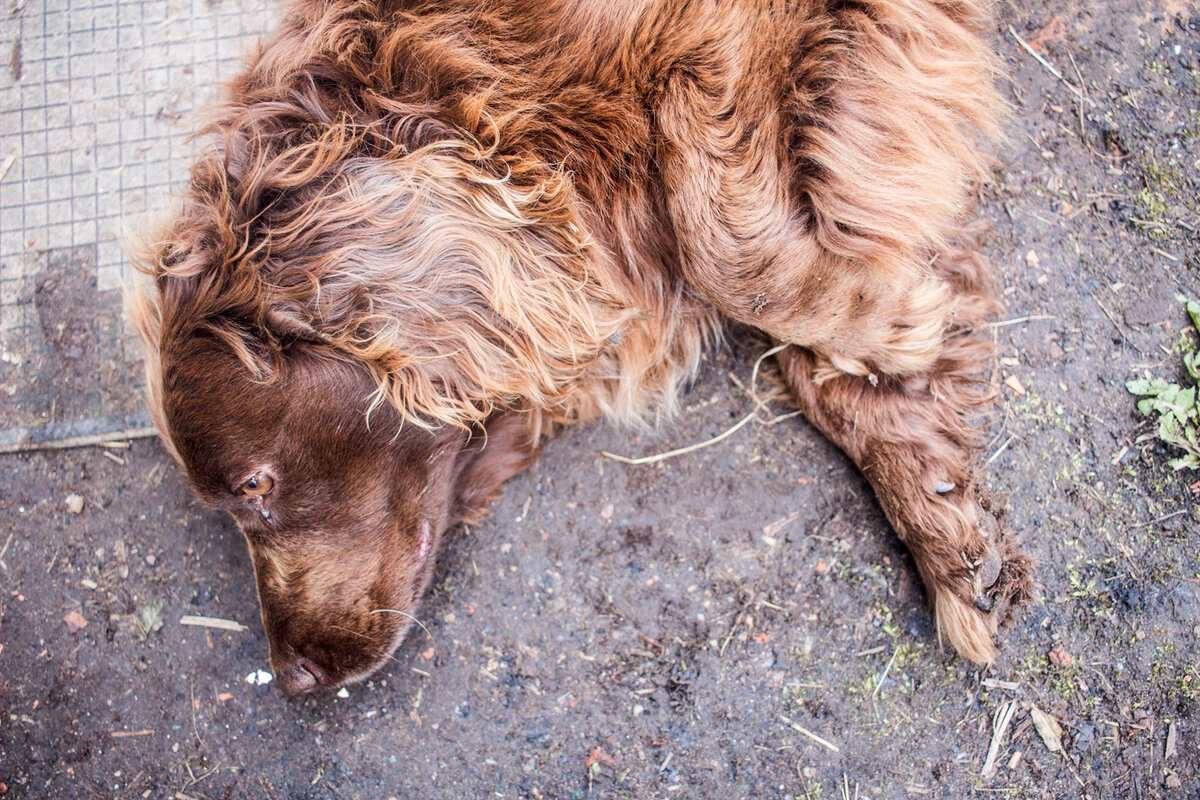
[[131, 0, 1032, 696]]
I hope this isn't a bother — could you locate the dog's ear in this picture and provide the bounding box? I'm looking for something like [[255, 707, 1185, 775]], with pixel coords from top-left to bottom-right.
[[126, 281, 187, 466], [452, 412, 542, 524]]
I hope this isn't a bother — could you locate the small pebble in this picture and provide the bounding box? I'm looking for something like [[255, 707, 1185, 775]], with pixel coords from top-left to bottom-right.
[[337, 687, 350, 699], [935, 481, 956, 494], [1048, 644, 1073, 668], [145, 554, 156, 566], [245, 669, 273, 686], [65, 494, 84, 514]]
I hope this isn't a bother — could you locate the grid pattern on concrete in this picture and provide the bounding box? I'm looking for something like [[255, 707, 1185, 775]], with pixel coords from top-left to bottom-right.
[[0, 0, 274, 435]]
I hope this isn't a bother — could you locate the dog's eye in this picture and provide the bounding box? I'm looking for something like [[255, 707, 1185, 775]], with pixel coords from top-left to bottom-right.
[[241, 472, 275, 497]]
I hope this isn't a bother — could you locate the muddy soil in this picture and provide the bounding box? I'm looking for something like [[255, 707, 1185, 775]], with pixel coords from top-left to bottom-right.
[[1, 1, 1198, 798], [0, 246, 142, 431]]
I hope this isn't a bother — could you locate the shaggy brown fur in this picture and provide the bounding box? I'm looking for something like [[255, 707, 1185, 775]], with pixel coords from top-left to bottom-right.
[[130, 0, 1032, 695]]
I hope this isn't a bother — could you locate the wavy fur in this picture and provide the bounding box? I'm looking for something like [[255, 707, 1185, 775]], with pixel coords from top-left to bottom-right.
[[130, 0, 1031, 691]]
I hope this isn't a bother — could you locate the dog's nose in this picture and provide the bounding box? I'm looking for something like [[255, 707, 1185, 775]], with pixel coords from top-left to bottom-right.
[[275, 657, 326, 696]]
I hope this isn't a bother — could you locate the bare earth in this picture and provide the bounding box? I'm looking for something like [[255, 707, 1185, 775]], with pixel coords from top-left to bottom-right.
[[1, 1, 1198, 798]]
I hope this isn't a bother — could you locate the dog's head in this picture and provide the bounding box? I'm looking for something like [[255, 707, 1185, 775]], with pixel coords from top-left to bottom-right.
[[126, 40, 647, 691], [140, 319, 471, 692], [129, 291, 555, 692]]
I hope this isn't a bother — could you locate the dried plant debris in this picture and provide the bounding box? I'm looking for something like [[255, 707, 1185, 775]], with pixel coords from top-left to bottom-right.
[[1029, 705, 1064, 754], [1127, 299, 1200, 470]]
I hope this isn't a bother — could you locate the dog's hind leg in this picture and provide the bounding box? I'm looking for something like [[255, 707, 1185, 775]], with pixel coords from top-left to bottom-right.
[[776, 229, 1032, 663]]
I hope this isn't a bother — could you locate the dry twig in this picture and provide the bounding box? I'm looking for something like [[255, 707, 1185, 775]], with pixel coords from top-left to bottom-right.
[[602, 344, 794, 465], [0, 426, 157, 455], [1007, 26, 1086, 103], [179, 615, 248, 633], [982, 315, 1057, 329], [778, 714, 840, 753], [982, 701, 1018, 778]]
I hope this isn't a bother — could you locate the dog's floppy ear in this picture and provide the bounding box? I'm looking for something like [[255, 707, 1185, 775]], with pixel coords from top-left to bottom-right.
[[451, 411, 543, 523], [125, 281, 185, 466]]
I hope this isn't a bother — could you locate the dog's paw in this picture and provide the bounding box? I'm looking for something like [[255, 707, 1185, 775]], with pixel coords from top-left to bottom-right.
[[935, 589, 999, 664], [937, 535, 1034, 664]]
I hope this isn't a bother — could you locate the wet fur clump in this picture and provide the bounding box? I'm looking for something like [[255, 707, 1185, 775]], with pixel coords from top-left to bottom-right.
[[131, 0, 1033, 694]]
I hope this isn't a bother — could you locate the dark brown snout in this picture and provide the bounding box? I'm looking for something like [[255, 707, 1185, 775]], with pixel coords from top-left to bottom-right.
[[275, 654, 329, 696]]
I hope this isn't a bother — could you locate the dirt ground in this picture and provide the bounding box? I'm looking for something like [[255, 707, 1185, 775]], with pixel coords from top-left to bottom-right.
[[2, 1, 1199, 798]]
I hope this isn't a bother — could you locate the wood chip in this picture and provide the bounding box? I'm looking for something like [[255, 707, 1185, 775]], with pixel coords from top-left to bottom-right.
[[63, 610, 87, 634], [178, 615, 248, 632], [762, 510, 801, 539], [110, 729, 155, 738], [981, 678, 1020, 691], [1004, 375, 1026, 395], [1165, 720, 1177, 759], [1029, 705, 1063, 753], [853, 645, 886, 657]]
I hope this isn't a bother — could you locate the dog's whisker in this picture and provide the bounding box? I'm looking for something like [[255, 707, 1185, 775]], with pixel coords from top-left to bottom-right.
[[325, 623, 411, 669], [369, 608, 434, 641]]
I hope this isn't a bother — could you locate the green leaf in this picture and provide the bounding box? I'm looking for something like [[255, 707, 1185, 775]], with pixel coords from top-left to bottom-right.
[[1185, 351, 1200, 381], [1127, 375, 1171, 397], [1150, 385, 1197, 426], [1159, 414, 1185, 448], [1126, 298, 1200, 470], [1126, 378, 1156, 395], [1168, 453, 1200, 470]]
